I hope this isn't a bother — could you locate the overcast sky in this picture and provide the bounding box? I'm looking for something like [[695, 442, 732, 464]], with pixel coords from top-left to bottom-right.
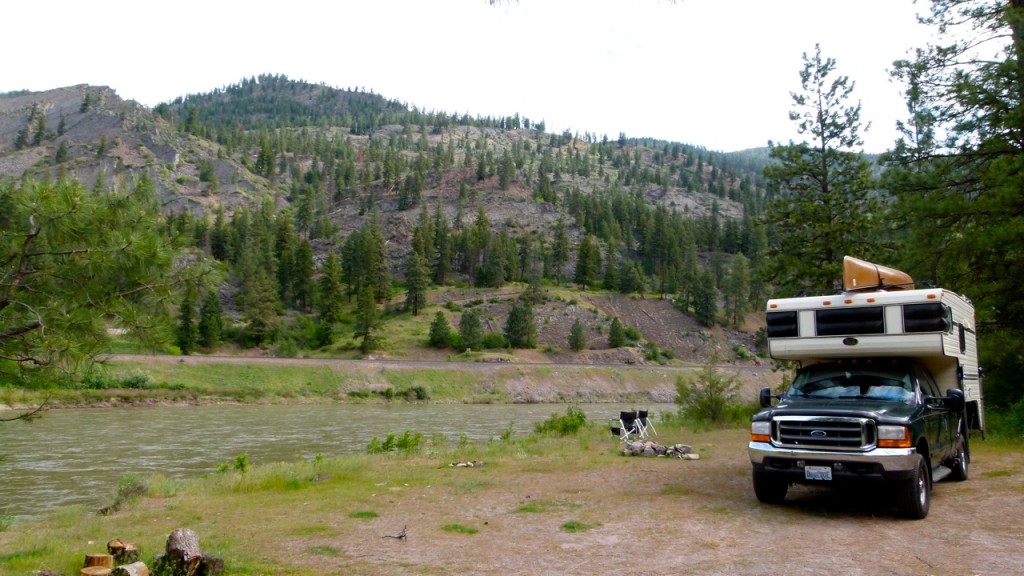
[[3, 0, 933, 153]]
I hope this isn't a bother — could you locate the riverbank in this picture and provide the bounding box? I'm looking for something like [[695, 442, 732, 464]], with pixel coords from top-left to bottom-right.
[[0, 355, 778, 412], [2, 420, 1021, 575]]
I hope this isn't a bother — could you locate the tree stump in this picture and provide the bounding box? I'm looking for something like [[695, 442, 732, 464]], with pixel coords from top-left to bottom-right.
[[165, 528, 202, 576], [111, 561, 149, 576], [108, 539, 141, 564], [80, 568, 112, 576], [85, 554, 114, 568]]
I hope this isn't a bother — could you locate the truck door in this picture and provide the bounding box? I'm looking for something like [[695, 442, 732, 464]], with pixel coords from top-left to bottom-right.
[[916, 365, 952, 460]]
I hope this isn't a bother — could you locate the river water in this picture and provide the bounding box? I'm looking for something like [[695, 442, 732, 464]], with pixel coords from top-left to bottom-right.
[[0, 402, 674, 518]]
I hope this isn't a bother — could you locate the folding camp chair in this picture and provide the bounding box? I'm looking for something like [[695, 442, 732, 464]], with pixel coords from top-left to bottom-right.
[[636, 409, 657, 438], [610, 410, 641, 441]]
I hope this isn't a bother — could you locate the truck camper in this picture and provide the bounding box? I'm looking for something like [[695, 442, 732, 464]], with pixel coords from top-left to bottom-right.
[[749, 256, 983, 519]]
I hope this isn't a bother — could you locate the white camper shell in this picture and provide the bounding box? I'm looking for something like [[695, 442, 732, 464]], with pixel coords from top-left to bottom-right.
[[765, 257, 985, 433]]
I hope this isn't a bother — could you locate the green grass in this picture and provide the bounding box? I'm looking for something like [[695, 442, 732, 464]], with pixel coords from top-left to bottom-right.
[[560, 520, 598, 533], [348, 510, 379, 519], [441, 523, 479, 535]]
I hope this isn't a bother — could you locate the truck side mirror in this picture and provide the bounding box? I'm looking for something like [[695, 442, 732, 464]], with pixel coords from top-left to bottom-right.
[[945, 388, 965, 412], [759, 387, 775, 408]]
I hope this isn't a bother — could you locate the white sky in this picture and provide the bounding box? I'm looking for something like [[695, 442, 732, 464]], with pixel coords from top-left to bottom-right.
[[3, 0, 933, 153]]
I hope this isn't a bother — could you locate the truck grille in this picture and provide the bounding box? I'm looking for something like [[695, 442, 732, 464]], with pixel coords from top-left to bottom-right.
[[772, 416, 875, 451]]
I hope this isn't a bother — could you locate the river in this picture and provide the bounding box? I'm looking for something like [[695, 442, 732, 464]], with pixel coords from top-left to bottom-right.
[[0, 402, 675, 518]]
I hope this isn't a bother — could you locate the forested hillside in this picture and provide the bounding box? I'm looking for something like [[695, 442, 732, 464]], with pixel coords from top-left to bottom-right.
[[0, 74, 772, 382]]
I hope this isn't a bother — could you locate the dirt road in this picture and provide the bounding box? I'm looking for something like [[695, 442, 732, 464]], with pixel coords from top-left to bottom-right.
[[280, 428, 1022, 576]]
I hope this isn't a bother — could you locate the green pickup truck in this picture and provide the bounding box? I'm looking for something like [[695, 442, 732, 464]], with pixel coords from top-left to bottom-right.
[[749, 257, 984, 519], [749, 358, 969, 519]]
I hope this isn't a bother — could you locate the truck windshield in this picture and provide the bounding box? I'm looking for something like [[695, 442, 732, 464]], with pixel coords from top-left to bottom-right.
[[787, 364, 915, 402]]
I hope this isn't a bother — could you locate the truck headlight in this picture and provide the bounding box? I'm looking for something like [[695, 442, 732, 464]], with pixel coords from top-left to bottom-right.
[[750, 421, 771, 443], [877, 425, 912, 448]]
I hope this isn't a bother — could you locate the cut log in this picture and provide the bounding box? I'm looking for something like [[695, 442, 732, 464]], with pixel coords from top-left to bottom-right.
[[84, 554, 114, 568], [110, 542, 140, 564], [197, 555, 226, 576], [165, 528, 203, 576], [107, 539, 126, 555], [80, 568, 112, 576], [111, 561, 149, 576]]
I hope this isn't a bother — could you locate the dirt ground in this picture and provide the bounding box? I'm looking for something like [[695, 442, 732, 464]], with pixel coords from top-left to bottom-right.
[[280, 429, 1023, 576]]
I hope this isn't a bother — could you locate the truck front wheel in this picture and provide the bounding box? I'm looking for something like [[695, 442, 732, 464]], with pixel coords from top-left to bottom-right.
[[752, 470, 788, 504], [898, 455, 930, 519]]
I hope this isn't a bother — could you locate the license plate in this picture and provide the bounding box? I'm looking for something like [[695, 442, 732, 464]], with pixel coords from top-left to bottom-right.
[[805, 465, 833, 481]]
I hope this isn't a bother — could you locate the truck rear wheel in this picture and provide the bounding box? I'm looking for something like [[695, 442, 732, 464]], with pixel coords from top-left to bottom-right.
[[752, 470, 788, 504], [898, 455, 930, 519], [948, 421, 970, 482]]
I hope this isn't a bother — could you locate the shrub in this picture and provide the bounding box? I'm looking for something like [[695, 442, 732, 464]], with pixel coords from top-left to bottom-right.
[[676, 357, 744, 424], [367, 430, 423, 454], [534, 405, 587, 435], [480, 331, 507, 349]]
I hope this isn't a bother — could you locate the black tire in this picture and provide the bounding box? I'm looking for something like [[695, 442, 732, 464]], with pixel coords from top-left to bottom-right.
[[752, 470, 788, 504], [948, 421, 970, 482], [898, 455, 930, 519]]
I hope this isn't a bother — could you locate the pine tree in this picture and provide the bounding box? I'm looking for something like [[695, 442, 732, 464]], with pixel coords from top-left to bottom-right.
[[883, 0, 1024, 406], [458, 308, 483, 351], [722, 254, 751, 326], [568, 319, 587, 352], [574, 235, 598, 289], [762, 44, 879, 296], [428, 311, 452, 348], [404, 250, 430, 315], [197, 290, 224, 349], [318, 252, 345, 325], [504, 300, 536, 349], [551, 217, 570, 285], [693, 270, 718, 327], [175, 288, 199, 355], [608, 317, 626, 348], [354, 284, 378, 354], [292, 239, 315, 311]]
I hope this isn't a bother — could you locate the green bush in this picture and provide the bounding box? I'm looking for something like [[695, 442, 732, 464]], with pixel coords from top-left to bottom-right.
[[675, 357, 748, 425], [481, 331, 507, 349], [534, 405, 587, 435], [368, 430, 423, 454]]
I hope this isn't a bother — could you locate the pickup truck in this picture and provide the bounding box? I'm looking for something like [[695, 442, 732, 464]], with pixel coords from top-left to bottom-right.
[[748, 257, 983, 519], [749, 358, 968, 518]]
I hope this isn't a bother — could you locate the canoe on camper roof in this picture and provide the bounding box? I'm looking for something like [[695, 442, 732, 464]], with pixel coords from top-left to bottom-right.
[[843, 256, 915, 291]]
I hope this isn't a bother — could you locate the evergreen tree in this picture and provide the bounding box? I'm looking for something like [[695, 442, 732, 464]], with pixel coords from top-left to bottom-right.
[[292, 239, 315, 311], [354, 284, 378, 354], [404, 250, 430, 315], [317, 252, 345, 325], [762, 44, 879, 296], [551, 217, 570, 285], [608, 317, 626, 348], [175, 288, 199, 355], [573, 234, 598, 289], [428, 310, 452, 348], [884, 0, 1024, 407], [458, 308, 483, 351], [431, 203, 451, 285], [0, 178, 179, 383], [568, 319, 587, 352], [504, 300, 537, 349], [197, 290, 224, 350], [723, 254, 751, 326], [693, 270, 718, 327]]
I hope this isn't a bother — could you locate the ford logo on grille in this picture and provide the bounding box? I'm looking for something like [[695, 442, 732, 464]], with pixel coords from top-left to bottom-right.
[[810, 430, 828, 438]]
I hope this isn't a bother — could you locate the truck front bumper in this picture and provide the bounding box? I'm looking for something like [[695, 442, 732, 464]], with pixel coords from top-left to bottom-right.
[[749, 442, 919, 483]]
